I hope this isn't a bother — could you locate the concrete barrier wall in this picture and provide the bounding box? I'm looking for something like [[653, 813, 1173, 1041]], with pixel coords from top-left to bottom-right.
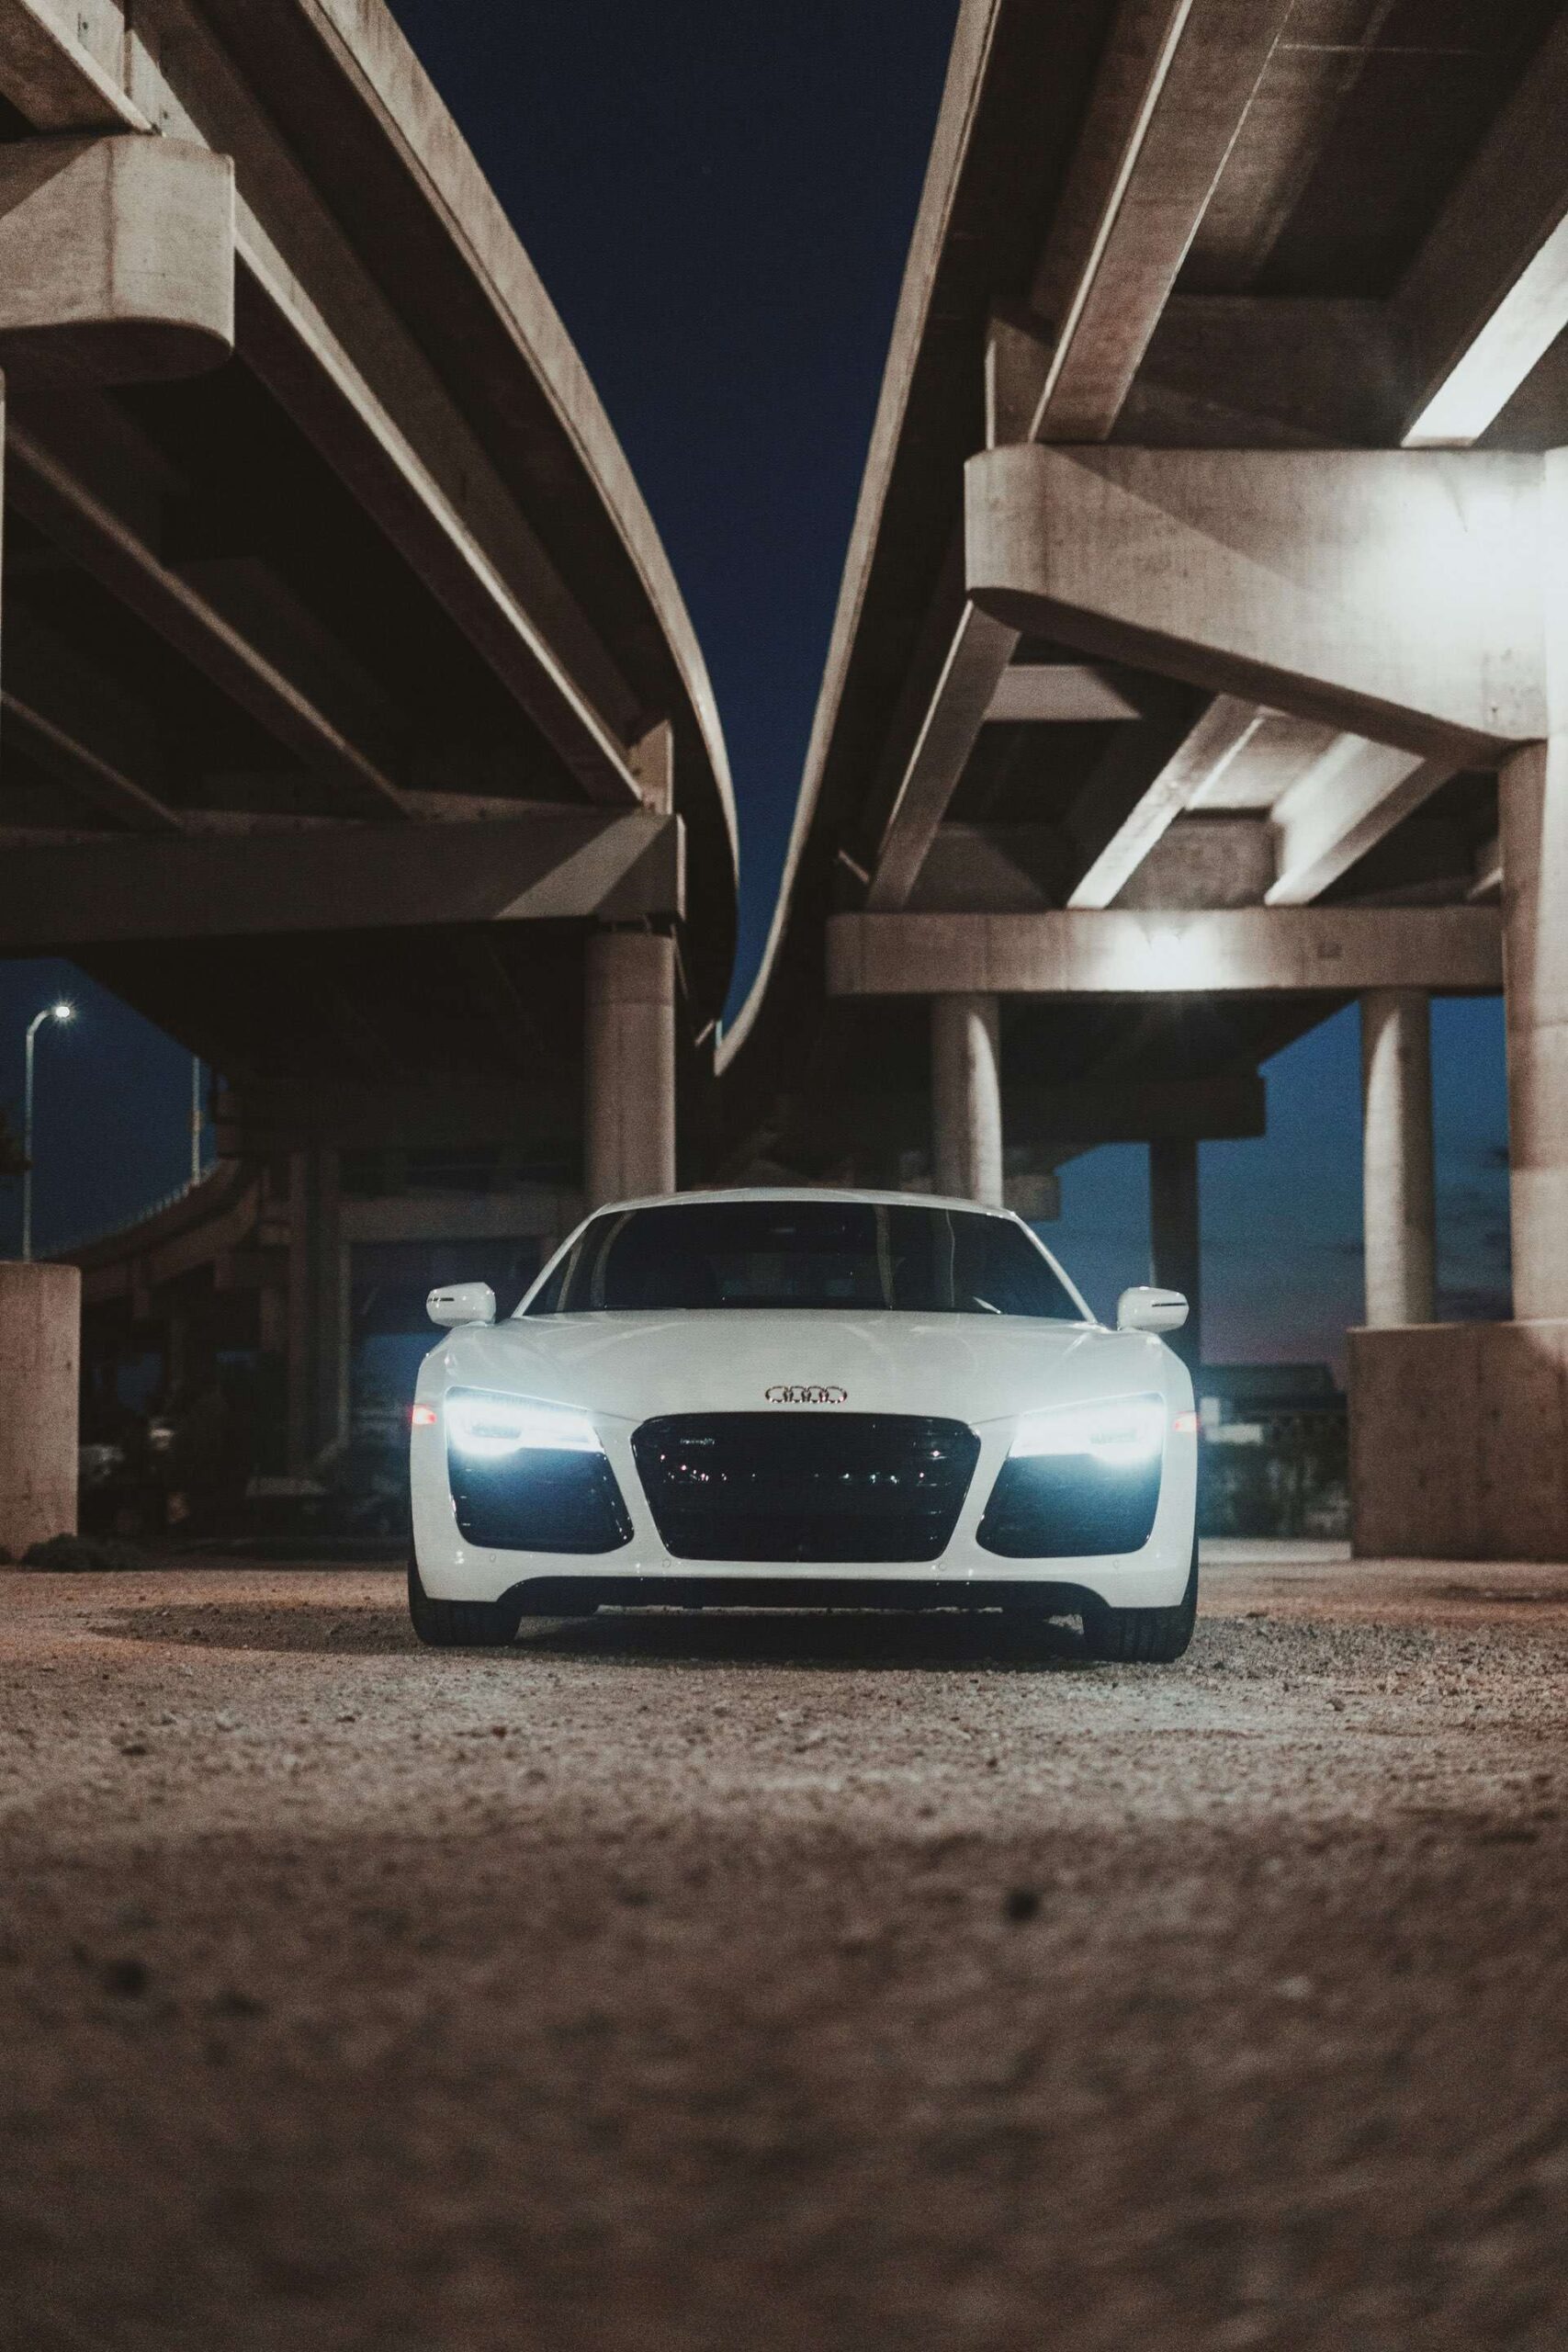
[[1350, 1319, 1568, 1561], [0, 1261, 80, 1557]]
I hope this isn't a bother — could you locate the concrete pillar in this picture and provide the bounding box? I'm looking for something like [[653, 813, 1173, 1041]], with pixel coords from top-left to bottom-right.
[[585, 930, 676, 1207], [1359, 990, 1437, 1328], [0, 1261, 80, 1555], [1148, 1136, 1201, 1371], [1498, 445, 1568, 1321], [1501, 735, 1568, 1320], [931, 993, 1003, 1205], [286, 1146, 345, 1469]]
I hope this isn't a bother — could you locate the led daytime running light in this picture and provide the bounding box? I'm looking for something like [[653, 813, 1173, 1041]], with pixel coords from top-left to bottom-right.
[[446, 1388, 602, 1460], [1010, 1393, 1166, 1468]]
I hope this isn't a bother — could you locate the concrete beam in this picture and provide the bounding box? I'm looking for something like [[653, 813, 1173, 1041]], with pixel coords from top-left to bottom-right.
[[234, 258, 643, 813], [1266, 738, 1457, 907], [985, 663, 1144, 724], [2, 613, 185, 832], [1067, 695, 1264, 909], [965, 445, 1547, 762], [827, 906, 1502, 1000], [141, 0, 642, 807], [1395, 14, 1568, 447], [1022, 0, 1296, 444], [0, 0, 150, 133], [864, 0, 1293, 914], [0, 136, 233, 383], [866, 603, 1018, 910], [907, 825, 1070, 916], [1, 690, 184, 834], [6, 423, 413, 820], [1187, 710, 1339, 812], [1113, 814, 1275, 912], [1127, 297, 1410, 450], [905, 816, 1273, 918], [0, 808, 683, 946]]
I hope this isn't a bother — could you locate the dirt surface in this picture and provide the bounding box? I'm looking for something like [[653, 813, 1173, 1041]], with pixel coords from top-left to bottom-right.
[[4, 1545, 1568, 2351]]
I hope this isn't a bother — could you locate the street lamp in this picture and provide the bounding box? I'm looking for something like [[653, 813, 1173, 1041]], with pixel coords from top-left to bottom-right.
[[21, 1001, 74, 1261]]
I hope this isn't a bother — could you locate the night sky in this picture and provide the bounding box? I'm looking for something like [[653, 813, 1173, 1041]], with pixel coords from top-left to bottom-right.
[[0, 1, 1512, 1369]]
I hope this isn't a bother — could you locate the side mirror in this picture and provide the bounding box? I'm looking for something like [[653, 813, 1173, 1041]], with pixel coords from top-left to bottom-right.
[[1117, 1285, 1189, 1336], [427, 1281, 496, 1329]]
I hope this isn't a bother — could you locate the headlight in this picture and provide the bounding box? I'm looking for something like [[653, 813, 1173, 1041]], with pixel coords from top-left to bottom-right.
[[1010, 1393, 1166, 1469], [445, 1388, 602, 1460]]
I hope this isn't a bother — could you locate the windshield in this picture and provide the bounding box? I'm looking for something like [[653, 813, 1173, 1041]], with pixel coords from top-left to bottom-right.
[[525, 1200, 1086, 1320]]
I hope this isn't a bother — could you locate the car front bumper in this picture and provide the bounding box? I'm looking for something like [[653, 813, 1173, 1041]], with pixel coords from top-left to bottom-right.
[[412, 1414, 1198, 1612]]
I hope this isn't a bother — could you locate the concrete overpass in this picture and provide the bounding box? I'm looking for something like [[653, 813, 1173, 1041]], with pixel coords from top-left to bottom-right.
[[719, 0, 1568, 1556], [0, 0, 735, 1486]]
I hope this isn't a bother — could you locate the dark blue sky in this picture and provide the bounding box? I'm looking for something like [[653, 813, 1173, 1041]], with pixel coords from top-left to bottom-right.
[[0, 0, 1513, 1367], [383, 0, 964, 1001]]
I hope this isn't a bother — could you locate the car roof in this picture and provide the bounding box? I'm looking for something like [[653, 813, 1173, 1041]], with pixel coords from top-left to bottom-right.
[[591, 1187, 1029, 1219]]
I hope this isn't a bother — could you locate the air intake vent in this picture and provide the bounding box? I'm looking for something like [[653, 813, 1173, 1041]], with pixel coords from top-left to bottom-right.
[[449, 1447, 632, 1555], [632, 1413, 979, 1564], [978, 1456, 1161, 1559]]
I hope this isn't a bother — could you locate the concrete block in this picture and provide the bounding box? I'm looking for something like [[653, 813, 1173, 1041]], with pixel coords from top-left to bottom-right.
[[1350, 1320, 1568, 1560], [0, 1260, 80, 1556], [829, 906, 1503, 1000], [0, 134, 233, 382], [965, 444, 1547, 759]]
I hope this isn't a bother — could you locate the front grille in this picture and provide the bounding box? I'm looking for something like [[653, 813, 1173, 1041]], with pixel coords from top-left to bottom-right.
[[631, 1413, 980, 1564], [977, 1455, 1161, 1558], [449, 1446, 633, 1555]]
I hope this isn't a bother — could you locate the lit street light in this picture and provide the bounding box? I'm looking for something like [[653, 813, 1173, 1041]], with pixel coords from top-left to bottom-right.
[[21, 1000, 75, 1261]]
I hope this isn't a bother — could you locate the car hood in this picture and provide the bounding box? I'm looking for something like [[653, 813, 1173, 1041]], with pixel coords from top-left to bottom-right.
[[432, 1309, 1167, 1427]]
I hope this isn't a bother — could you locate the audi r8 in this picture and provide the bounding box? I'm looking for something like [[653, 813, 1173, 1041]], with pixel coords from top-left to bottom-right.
[[408, 1189, 1199, 1659]]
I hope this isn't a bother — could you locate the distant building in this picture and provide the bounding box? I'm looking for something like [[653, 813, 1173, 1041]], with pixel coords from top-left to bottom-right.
[[1197, 1364, 1348, 1540]]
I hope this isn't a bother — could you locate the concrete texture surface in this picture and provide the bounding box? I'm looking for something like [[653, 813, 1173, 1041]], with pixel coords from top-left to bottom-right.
[[3, 1544, 1567, 2350], [0, 1259, 79, 1557], [0, 134, 234, 382], [1349, 1319, 1568, 1559]]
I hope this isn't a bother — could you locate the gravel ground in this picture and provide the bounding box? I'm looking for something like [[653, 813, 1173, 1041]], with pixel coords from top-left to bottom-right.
[[4, 1547, 1568, 2351]]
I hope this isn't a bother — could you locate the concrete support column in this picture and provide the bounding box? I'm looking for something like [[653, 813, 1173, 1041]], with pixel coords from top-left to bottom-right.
[[1501, 736, 1568, 1321], [286, 1145, 345, 1469], [1498, 445, 1568, 1321], [1359, 990, 1437, 1328], [1148, 1136, 1201, 1371], [931, 993, 1003, 1205], [585, 930, 676, 1208], [0, 1261, 80, 1554]]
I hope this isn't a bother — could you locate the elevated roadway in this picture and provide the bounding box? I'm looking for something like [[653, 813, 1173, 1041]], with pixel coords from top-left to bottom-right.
[[720, 0, 1568, 1552], [0, 0, 736, 1467]]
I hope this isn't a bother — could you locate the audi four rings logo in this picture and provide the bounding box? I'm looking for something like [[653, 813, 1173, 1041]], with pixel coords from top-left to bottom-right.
[[765, 1385, 848, 1406]]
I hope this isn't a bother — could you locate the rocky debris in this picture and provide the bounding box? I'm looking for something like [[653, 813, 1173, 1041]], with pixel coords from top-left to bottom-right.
[[20, 1533, 152, 1574], [1, 1555, 1567, 2350]]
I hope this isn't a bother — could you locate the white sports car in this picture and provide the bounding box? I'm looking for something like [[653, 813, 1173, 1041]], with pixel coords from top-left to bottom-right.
[[408, 1189, 1200, 1660]]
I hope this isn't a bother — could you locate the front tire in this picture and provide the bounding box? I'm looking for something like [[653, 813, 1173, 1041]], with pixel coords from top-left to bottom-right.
[[408, 1556, 519, 1647], [1080, 1541, 1198, 1664]]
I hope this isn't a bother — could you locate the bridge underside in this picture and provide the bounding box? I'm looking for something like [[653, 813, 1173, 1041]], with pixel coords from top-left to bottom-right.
[[720, 0, 1568, 1555], [0, 0, 737, 1486]]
